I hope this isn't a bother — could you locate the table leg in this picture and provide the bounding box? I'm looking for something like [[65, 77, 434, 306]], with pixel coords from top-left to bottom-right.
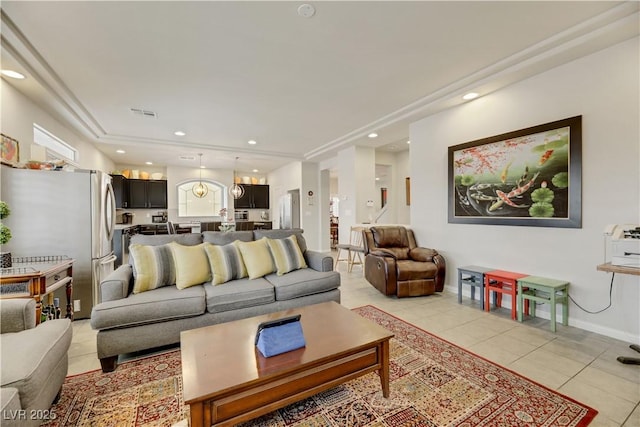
[[190, 402, 204, 427], [65, 280, 74, 320], [484, 278, 491, 312], [457, 270, 463, 304], [379, 340, 390, 398], [550, 289, 557, 332], [562, 287, 569, 326], [517, 282, 524, 322], [508, 281, 517, 320]]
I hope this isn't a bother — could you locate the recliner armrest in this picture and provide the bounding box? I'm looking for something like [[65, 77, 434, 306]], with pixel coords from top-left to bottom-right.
[[0, 299, 36, 333], [409, 247, 438, 262], [99, 264, 133, 303], [305, 250, 334, 272], [370, 248, 398, 259]]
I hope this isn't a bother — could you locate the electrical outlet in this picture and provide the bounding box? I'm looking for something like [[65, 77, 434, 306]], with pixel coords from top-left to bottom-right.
[[73, 299, 81, 312]]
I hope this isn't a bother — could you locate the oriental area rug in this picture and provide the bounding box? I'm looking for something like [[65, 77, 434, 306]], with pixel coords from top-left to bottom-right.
[[44, 306, 597, 427]]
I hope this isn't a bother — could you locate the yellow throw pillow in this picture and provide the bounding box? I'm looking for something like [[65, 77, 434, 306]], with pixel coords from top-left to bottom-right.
[[129, 244, 175, 293], [236, 237, 275, 279], [267, 235, 307, 276], [203, 242, 248, 285], [169, 242, 211, 289]]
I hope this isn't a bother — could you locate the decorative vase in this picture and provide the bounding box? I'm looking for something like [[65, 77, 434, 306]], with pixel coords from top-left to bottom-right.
[[0, 252, 12, 268]]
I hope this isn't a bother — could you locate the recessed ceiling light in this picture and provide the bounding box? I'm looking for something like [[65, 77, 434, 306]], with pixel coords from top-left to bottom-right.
[[368, 133, 378, 138], [252, 169, 259, 173], [1, 70, 25, 79], [145, 161, 153, 165], [375, 177, 380, 181], [463, 92, 479, 100], [200, 165, 206, 169], [406, 140, 411, 144], [116, 149, 126, 154], [174, 131, 186, 136], [248, 140, 257, 145]]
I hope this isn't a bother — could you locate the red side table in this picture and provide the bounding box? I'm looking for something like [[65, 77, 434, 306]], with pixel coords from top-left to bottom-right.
[[484, 270, 529, 320]]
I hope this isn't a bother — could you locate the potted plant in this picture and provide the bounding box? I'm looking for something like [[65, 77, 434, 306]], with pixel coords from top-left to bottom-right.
[[0, 201, 12, 268]]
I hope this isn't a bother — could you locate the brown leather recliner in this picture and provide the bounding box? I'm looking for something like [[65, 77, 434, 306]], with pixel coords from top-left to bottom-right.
[[363, 226, 445, 297]]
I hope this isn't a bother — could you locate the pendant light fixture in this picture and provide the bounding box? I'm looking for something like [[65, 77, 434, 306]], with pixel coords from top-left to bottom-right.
[[192, 153, 208, 198], [229, 156, 245, 199]]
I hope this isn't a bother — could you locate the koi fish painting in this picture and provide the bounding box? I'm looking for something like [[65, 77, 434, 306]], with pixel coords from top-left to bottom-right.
[[448, 116, 582, 228]]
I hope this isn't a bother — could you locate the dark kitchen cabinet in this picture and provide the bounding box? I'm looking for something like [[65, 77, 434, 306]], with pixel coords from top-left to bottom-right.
[[128, 179, 167, 209], [110, 174, 129, 208], [234, 184, 269, 209]]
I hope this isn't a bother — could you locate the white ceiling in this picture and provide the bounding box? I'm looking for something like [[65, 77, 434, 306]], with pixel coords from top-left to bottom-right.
[[1, 1, 638, 173]]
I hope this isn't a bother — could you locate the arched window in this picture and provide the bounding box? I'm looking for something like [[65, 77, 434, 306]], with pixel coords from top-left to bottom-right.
[[177, 180, 228, 217]]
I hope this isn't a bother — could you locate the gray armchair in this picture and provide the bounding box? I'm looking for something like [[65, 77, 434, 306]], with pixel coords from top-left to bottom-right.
[[0, 299, 72, 426]]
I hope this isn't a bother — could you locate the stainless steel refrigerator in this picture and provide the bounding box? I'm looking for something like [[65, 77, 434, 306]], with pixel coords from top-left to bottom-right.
[[279, 190, 300, 229], [0, 167, 116, 318]]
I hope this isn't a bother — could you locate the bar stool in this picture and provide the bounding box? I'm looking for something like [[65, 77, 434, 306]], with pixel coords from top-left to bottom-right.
[[484, 270, 529, 320], [457, 265, 495, 309], [517, 276, 569, 332]]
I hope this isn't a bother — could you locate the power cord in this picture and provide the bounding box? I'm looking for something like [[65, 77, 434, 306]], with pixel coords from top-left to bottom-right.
[[568, 273, 614, 314]]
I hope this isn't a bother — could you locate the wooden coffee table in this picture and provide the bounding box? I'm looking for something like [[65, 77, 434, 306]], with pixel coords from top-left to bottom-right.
[[181, 301, 394, 427]]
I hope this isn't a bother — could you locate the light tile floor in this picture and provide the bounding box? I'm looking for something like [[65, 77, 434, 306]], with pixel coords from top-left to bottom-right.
[[69, 262, 640, 426]]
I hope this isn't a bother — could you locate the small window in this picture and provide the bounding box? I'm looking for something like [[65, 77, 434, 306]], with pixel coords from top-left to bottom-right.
[[33, 123, 78, 165]]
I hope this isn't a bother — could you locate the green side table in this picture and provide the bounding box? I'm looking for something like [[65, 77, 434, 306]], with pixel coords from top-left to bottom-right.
[[517, 275, 569, 332]]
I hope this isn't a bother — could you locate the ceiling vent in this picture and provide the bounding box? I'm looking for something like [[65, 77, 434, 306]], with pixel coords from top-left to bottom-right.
[[179, 155, 196, 161], [130, 108, 157, 118]]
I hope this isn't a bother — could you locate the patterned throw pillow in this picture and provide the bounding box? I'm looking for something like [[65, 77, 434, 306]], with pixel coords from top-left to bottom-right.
[[267, 235, 307, 276], [129, 244, 175, 294], [235, 237, 276, 279], [169, 242, 211, 289], [203, 242, 248, 285]]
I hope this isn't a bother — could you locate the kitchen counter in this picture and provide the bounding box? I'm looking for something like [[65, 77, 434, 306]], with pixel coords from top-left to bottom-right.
[[115, 224, 137, 230]]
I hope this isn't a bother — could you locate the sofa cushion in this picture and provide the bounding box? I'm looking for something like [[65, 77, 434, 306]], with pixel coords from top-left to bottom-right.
[[0, 318, 72, 409], [204, 278, 275, 313], [90, 285, 206, 329], [202, 231, 254, 245], [169, 242, 211, 289], [266, 235, 307, 276], [204, 242, 248, 285], [254, 229, 307, 253], [236, 237, 276, 279], [129, 243, 175, 294], [265, 269, 340, 301]]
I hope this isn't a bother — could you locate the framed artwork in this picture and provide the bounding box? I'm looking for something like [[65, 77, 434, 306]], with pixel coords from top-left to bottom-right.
[[1, 134, 19, 166], [448, 116, 582, 228]]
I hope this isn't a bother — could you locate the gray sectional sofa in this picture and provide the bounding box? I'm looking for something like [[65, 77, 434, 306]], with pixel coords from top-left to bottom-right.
[[90, 228, 340, 372]]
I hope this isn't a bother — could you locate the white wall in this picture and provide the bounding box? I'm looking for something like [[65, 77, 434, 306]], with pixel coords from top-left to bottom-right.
[[410, 37, 640, 342], [0, 81, 115, 173]]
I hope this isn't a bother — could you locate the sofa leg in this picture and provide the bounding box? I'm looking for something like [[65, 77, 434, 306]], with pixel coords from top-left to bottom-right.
[[52, 387, 63, 404], [100, 356, 118, 373]]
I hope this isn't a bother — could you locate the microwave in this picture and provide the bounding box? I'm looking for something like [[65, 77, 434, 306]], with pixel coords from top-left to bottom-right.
[[235, 210, 248, 221], [152, 214, 167, 223]]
